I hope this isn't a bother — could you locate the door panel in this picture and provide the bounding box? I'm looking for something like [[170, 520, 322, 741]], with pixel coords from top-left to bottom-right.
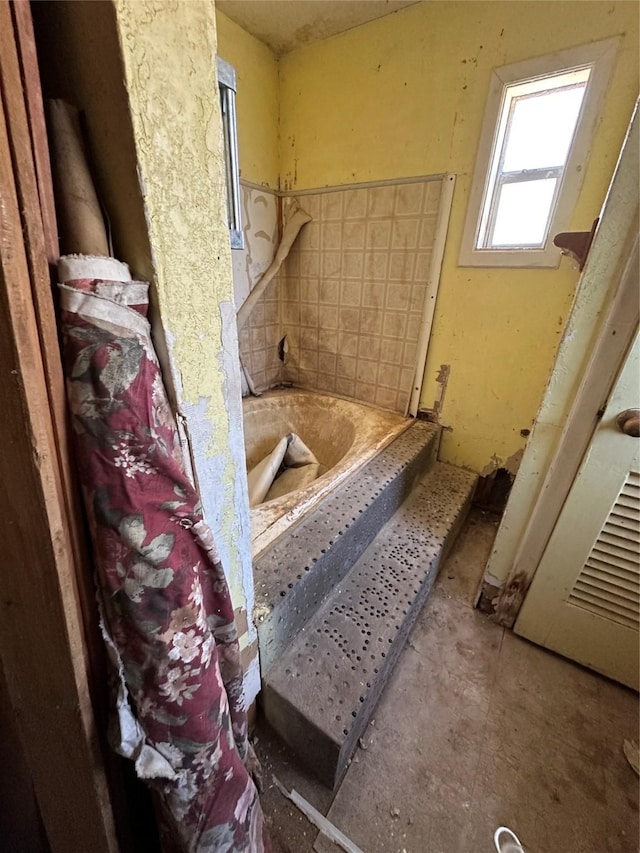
[[515, 332, 639, 689]]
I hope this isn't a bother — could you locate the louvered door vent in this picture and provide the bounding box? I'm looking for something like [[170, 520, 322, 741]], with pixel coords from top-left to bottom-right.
[[568, 470, 640, 630]]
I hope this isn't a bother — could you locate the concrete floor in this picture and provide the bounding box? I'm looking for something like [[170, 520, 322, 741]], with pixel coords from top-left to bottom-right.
[[255, 509, 639, 853]]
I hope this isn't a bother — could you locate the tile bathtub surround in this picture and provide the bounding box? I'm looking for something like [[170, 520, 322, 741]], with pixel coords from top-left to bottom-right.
[[233, 184, 283, 392], [281, 179, 443, 413]]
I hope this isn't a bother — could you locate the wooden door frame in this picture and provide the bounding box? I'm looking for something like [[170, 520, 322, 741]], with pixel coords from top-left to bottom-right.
[[494, 102, 639, 627], [0, 2, 118, 849]]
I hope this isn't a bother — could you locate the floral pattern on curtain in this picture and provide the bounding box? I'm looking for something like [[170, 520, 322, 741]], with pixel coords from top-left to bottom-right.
[[57, 256, 269, 852]]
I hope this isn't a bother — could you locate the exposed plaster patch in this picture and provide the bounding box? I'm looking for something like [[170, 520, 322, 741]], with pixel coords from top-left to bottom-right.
[[243, 654, 261, 709], [432, 363, 450, 419], [480, 446, 524, 478]]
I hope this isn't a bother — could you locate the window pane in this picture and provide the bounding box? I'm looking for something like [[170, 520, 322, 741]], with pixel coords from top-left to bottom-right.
[[502, 84, 587, 171], [491, 178, 558, 247]]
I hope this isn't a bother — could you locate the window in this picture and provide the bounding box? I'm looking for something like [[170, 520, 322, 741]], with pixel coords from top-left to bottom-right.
[[217, 57, 244, 250], [460, 39, 619, 268]]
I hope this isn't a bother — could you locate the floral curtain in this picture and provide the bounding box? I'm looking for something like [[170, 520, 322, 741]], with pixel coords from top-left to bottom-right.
[[58, 256, 269, 852]]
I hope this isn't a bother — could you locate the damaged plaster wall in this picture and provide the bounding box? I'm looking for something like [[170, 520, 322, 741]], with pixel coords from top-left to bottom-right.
[[112, 0, 258, 704], [278, 1, 639, 474], [480, 112, 639, 614]]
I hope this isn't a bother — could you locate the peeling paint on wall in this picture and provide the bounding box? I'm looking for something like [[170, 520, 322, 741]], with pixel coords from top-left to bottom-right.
[[113, 0, 258, 701]]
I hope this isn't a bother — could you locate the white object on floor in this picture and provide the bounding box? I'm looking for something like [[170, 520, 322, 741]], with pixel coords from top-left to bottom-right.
[[494, 826, 526, 853]]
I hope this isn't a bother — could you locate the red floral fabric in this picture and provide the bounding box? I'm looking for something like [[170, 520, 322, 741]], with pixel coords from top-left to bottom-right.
[[58, 257, 269, 852]]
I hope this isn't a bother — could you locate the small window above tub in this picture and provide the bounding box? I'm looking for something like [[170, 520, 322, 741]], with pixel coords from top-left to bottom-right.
[[217, 56, 244, 250], [459, 38, 618, 268]]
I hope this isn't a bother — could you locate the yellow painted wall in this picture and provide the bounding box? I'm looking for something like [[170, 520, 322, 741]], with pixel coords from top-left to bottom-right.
[[215, 10, 280, 188], [112, 1, 257, 689], [279, 1, 639, 472]]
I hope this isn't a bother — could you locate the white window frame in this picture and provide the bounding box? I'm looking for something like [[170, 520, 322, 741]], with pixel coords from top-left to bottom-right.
[[459, 38, 619, 269]]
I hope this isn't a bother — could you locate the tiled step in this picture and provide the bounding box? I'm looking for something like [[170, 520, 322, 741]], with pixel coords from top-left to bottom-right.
[[261, 461, 477, 788], [254, 420, 440, 673]]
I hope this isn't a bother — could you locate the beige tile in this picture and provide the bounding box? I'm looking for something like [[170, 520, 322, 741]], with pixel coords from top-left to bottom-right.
[[336, 355, 356, 379], [357, 335, 382, 361], [377, 363, 400, 388], [424, 180, 442, 214], [388, 251, 416, 281], [366, 185, 396, 218], [300, 328, 319, 350], [321, 251, 342, 278], [299, 348, 318, 372], [318, 352, 337, 375], [406, 313, 422, 342], [342, 220, 366, 249], [400, 366, 414, 390], [355, 381, 377, 405], [374, 387, 398, 411], [403, 341, 417, 366], [419, 216, 437, 248], [320, 306, 339, 329], [414, 251, 432, 282], [410, 283, 427, 312], [250, 303, 265, 326], [297, 220, 320, 250], [359, 308, 382, 336], [282, 364, 298, 384], [319, 280, 339, 305], [298, 368, 318, 388], [303, 277, 319, 303], [343, 188, 367, 219], [300, 303, 319, 327], [342, 252, 364, 280], [363, 252, 389, 281], [252, 369, 266, 390], [281, 277, 299, 301], [356, 359, 378, 384], [382, 312, 406, 339], [340, 280, 362, 307], [395, 182, 424, 216], [299, 251, 319, 277], [362, 281, 386, 308], [337, 332, 358, 357], [382, 338, 403, 364], [321, 222, 342, 250], [338, 307, 361, 333], [318, 330, 338, 353], [386, 282, 411, 311], [391, 218, 420, 250], [335, 377, 355, 397], [366, 220, 392, 250], [264, 301, 279, 324], [321, 191, 344, 220], [281, 302, 299, 325], [251, 349, 266, 371], [316, 372, 336, 393], [297, 193, 319, 219]]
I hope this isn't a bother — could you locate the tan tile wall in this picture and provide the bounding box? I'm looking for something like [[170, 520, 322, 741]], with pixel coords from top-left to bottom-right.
[[281, 179, 443, 413]]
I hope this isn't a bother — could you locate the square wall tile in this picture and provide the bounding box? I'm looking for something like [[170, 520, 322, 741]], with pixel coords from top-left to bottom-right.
[[300, 251, 320, 277], [319, 280, 339, 305], [322, 251, 342, 279], [395, 182, 424, 216], [378, 363, 400, 388], [387, 282, 411, 311], [336, 355, 356, 379], [343, 252, 364, 280], [343, 221, 366, 249], [359, 308, 382, 336], [321, 191, 344, 221], [340, 280, 362, 307], [391, 219, 420, 250], [319, 330, 338, 353], [420, 217, 437, 248], [355, 381, 377, 405], [322, 222, 342, 250], [320, 306, 339, 330], [366, 220, 392, 250], [338, 307, 361, 333], [356, 359, 378, 384], [317, 373, 336, 393], [424, 181, 442, 214], [343, 189, 367, 219], [367, 185, 396, 219], [383, 312, 407, 339], [388, 252, 416, 281], [319, 352, 337, 375], [406, 314, 421, 342], [362, 282, 386, 309], [338, 332, 358, 357], [363, 252, 389, 282], [375, 387, 398, 411], [357, 335, 382, 362], [335, 377, 356, 397]]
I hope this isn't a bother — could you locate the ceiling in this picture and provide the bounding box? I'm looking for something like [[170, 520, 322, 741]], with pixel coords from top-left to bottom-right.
[[216, 0, 420, 56]]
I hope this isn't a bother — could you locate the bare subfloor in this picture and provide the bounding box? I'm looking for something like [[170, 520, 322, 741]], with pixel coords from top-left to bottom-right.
[[255, 509, 639, 853]]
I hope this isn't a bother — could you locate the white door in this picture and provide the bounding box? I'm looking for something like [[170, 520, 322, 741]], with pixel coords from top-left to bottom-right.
[[515, 332, 640, 689]]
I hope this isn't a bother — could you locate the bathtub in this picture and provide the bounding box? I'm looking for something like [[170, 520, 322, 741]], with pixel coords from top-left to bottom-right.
[[242, 389, 411, 557]]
